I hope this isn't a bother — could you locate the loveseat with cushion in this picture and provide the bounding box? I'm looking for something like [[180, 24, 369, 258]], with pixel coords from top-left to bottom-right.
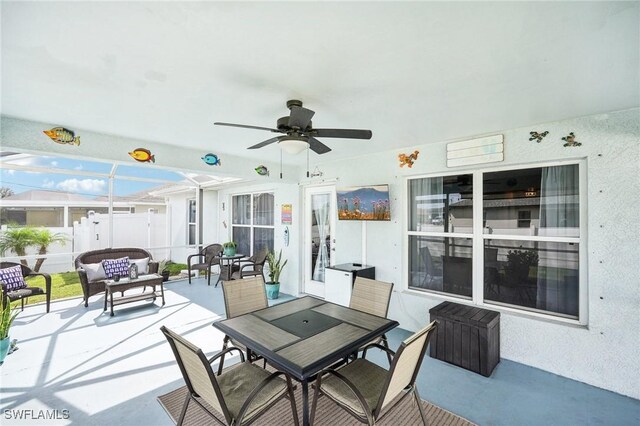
[[75, 248, 158, 307]]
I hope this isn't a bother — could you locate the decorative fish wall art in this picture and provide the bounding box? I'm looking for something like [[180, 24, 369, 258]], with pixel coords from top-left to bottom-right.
[[399, 150, 419, 168], [202, 153, 221, 166], [129, 148, 155, 163], [43, 127, 80, 146], [255, 165, 269, 176], [562, 132, 582, 147], [529, 131, 549, 143]]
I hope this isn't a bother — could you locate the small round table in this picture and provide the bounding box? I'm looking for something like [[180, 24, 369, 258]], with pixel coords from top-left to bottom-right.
[[215, 254, 245, 286]]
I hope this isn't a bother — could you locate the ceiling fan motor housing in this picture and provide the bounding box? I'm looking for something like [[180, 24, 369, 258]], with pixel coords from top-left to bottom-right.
[[277, 116, 312, 132], [286, 99, 303, 110]]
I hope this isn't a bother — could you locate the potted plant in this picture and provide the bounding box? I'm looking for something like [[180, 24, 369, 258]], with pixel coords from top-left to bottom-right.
[[223, 241, 237, 256], [505, 249, 539, 284], [265, 249, 287, 300], [0, 289, 19, 365], [158, 259, 170, 282]]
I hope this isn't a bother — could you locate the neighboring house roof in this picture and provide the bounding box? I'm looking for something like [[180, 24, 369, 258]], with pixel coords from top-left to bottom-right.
[[2, 190, 92, 202], [93, 188, 165, 204]]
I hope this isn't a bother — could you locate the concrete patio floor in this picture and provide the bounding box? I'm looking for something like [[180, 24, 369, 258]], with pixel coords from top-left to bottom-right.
[[1, 277, 638, 426]]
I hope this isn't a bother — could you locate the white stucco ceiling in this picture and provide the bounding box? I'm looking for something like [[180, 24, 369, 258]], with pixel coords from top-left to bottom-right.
[[2, 1, 638, 166]]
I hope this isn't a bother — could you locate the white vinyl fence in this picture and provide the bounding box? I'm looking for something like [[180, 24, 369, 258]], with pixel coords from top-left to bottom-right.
[[73, 211, 169, 262], [1, 211, 170, 273]]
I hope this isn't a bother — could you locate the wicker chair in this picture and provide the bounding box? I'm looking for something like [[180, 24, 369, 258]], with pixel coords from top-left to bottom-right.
[[0, 262, 51, 313], [350, 277, 394, 363], [219, 276, 268, 372], [187, 244, 223, 286], [230, 248, 269, 281], [160, 326, 299, 426], [310, 321, 438, 425]]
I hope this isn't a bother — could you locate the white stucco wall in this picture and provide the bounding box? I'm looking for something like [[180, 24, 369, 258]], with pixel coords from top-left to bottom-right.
[[307, 108, 640, 398]]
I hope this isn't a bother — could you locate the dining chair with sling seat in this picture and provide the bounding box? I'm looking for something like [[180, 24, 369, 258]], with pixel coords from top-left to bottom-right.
[[160, 326, 299, 426], [349, 276, 394, 363], [219, 276, 269, 372], [187, 243, 223, 286], [310, 321, 438, 426]]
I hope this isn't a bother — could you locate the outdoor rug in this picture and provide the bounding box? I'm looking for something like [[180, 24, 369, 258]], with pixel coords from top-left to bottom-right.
[[158, 384, 475, 425]]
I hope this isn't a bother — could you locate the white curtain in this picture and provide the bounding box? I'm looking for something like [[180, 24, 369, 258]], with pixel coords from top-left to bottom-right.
[[409, 177, 444, 288], [537, 164, 579, 313], [409, 177, 444, 232], [539, 164, 579, 236], [312, 195, 329, 282]]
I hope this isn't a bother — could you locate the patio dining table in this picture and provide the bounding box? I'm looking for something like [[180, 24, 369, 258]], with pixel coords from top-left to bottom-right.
[[212, 296, 399, 426]]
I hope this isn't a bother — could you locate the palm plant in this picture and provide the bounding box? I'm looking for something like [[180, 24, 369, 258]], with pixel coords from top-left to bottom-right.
[[0, 227, 37, 267], [31, 229, 67, 272]]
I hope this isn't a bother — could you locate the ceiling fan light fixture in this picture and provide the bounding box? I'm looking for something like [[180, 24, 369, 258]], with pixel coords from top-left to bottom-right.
[[278, 136, 308, 155]]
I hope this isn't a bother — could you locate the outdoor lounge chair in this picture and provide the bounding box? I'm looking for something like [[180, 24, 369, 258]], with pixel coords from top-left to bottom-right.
[[350, 277, 394, 363], [160, 326, 299, 426], [0, 262, 52, 313], [310, 321, 438, 426], [230, 247, 269, 281], [187, 243, 223, 286], [219, 276, 268, 372]]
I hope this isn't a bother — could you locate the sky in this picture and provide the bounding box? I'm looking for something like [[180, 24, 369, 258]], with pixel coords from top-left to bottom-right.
[[0, 154, 184, 198]]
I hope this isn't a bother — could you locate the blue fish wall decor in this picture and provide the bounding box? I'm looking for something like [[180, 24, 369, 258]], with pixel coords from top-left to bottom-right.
[[202, 153, 222, 166]]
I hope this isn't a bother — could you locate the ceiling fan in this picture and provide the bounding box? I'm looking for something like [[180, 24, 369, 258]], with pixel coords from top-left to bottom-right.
[[214, 100, 372, 155]]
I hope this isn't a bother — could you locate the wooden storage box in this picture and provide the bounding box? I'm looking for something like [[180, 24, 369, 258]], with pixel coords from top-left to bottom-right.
[[429, 301, 500, 377]]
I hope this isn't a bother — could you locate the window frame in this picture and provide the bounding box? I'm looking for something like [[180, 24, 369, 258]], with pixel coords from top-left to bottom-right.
[[404, 159, 587, 325], [230, 191, 275, 256], [187, 199, 196, 246]]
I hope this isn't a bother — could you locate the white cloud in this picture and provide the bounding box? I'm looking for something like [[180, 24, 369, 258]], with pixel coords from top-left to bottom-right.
[[6, 169, 15, 175], [74, 165, 83, 170], [50, 161, 58, 167], [42, 179, 55, 188], [56, 178, 106, 194]]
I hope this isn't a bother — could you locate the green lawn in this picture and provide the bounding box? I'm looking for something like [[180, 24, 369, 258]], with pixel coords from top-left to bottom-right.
[[23, 271, 83, 306], [19, 263, 189, 307]]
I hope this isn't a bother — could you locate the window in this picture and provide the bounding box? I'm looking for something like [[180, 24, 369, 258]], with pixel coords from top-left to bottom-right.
[[0, 207, 64, 227], [517, 211, 531, 228], [187, 199, 196, 245], [231, 192, 274, 256], [408, 174, 473, 298], [407, 162, 583, 321]]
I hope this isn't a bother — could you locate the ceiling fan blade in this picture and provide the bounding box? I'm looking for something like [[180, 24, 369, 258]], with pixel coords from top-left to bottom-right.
[[288, 106, 315, 130], [313, 128, 372, 139], [247, 136, 285, 150], [214, 122, 281, 133], [307, 136, 332, 155]]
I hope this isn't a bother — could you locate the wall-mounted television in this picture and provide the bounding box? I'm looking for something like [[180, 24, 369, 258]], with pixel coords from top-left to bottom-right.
[[337, 185, 391, 221]]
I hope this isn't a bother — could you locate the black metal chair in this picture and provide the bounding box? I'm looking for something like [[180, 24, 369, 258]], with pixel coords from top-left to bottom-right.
[[0, 262, 51, 313], [187, 244, 223, 286], [160, 326, 299, 426]]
